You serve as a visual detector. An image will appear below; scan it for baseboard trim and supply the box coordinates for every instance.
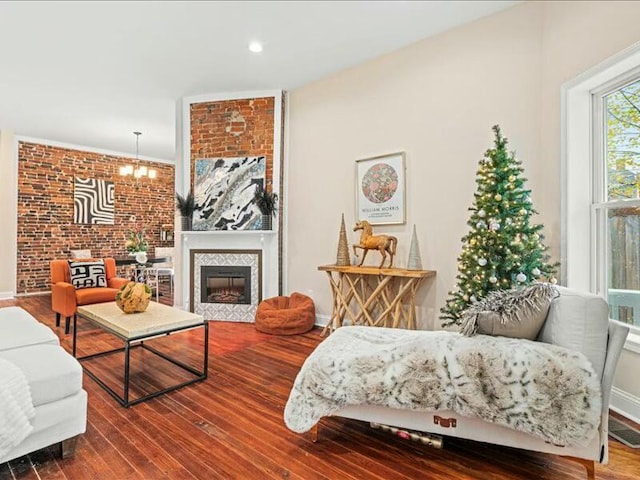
[315,314,329,327]
[0,291,14,300]
[14,291,49,298]
[610,386,640,425]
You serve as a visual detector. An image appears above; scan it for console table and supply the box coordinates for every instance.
[318,265,436,335]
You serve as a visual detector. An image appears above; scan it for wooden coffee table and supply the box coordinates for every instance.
[75,301,207,407]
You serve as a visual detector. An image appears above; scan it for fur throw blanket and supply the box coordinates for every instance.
[284,326,601,447]
[0,357,35,458]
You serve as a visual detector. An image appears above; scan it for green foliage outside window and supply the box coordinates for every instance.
[606,80,640,200]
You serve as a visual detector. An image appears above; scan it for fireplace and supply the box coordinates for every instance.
[200,266,251,305]
[190,249,262,322]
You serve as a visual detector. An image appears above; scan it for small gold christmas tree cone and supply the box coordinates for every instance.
[336,213,351,266]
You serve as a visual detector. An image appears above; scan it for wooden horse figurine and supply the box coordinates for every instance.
[353,220,398,268]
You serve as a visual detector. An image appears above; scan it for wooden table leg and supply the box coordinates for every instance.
[318,266,434,333]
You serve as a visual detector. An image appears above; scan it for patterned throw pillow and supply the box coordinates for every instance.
[68,260,107,289]
[460,283,558,340]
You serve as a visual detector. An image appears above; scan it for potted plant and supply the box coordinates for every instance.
[176,190,196,231]
[125,229,148,255]
[253,183,278,230]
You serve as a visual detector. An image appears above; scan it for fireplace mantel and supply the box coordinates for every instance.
[181,231,277,237]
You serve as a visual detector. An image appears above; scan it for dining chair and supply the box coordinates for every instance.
[154,247,175,298]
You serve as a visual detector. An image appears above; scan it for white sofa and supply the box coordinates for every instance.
[0,306,87,464]
[315,288,630,480]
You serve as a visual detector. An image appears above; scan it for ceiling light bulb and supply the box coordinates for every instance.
[248,41,263,53]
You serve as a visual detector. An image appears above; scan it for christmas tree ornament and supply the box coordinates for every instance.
[478,258,487,266]
[440,125,558,327]
[532,267,541,276]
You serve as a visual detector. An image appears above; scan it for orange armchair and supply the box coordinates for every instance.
[50,258,129,334]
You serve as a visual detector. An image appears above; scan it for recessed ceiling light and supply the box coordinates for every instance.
[248,41,263,53]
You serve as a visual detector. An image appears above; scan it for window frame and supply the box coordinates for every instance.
[562,41,640,351]
[591,72,640,337]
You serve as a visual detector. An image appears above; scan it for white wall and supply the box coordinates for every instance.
[286,0,640,401]
[288,1,543,330]
[0,130,17,298]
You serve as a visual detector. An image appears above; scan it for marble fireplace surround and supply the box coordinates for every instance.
[181,231,278,322]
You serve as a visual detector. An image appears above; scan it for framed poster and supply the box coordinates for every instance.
[355,152,406,225]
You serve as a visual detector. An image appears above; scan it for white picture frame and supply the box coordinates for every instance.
[355,152,406,225]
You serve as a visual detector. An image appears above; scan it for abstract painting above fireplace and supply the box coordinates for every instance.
[192,156,266,231]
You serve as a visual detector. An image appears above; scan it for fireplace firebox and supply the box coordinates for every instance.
[200,266,252,305]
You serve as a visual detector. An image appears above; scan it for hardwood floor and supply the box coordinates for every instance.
[0,294,639,479]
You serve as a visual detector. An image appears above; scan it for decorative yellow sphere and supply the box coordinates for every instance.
[115,282,152,314]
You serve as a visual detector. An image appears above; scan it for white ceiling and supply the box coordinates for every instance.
[0,1,517,160]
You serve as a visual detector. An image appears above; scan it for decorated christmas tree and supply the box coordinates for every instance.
[440,125,557,327]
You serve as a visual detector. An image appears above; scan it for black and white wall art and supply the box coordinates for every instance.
[73,177,115,225]
[193,156,265,231]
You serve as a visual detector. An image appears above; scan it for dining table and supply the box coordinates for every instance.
[114,256,170,284]
[114,255,170,266]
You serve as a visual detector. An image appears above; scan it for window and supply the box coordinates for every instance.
[594,74,640,335]
[563,43,640,348]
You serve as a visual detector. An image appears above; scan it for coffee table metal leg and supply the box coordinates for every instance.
[76,320,206,408]
[124,341,130,406]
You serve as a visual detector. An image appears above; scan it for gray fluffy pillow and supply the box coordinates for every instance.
[460,283,558,339]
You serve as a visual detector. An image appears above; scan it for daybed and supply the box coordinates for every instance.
[0,306,87,464]
[285,287,629,479]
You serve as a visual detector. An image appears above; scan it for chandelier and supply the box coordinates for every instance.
[119,131,157,179]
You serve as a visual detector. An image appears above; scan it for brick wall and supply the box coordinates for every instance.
[17,141,175,293]
[190,97,275,191]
